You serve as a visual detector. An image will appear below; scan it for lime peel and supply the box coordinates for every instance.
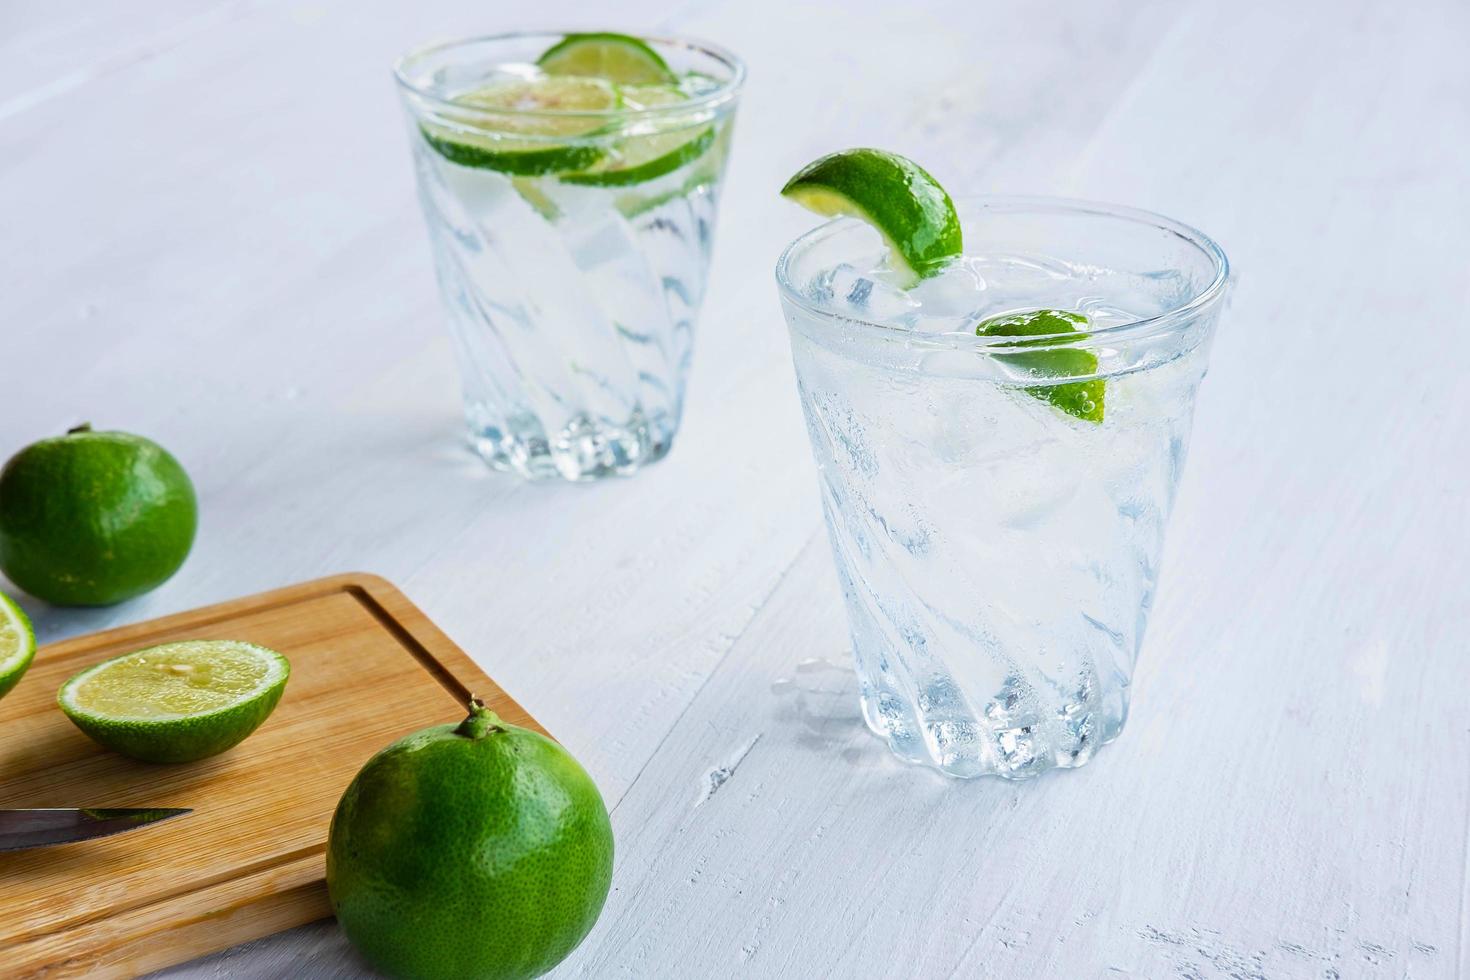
[0,426,197,607]
[327,698,614,979]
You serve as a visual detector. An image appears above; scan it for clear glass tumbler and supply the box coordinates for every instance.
[395,34,744,480]
[777,197,1230,778]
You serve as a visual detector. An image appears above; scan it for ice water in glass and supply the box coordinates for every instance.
[396,34,743,481]
[778,198,1229,778]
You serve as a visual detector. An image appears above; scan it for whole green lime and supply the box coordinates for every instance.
[0,425,197,606]
[327,700,614,980]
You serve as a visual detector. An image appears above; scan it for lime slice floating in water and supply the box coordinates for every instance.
[781,148,962,284]
[537,32,677,85]
[58,640,290,763]
[564,83,717,187]
[977,309,1106,423]
[561,127,715,186]
[0,593,35,701]
[618,82,694,111]
[420,77,618,176]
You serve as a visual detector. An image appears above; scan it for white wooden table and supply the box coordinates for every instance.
[5,0,1467,976]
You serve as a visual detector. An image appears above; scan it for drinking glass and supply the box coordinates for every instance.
[396,33,744,480]
[777,197,1230,778]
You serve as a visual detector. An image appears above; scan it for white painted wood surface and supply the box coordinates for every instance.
[3,0,1466,976]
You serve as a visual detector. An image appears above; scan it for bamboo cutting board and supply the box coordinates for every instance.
[0,573,543,979]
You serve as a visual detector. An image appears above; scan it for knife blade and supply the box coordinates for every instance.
[0,808,191,852]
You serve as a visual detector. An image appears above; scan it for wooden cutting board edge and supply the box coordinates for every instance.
[4,572,544,979]
[27,573,545,737]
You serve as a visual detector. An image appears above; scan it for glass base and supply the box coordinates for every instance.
[859,684,1129,780]
[467,410,677,482]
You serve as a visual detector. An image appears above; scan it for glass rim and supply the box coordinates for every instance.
[775,194,1231,353]
[393,31,746,123]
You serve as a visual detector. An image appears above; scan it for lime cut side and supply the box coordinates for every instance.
[420,77,618,176]
[781,148,962,284]
[977,309,1106,423]
[0,593,35,700]
[537,33,676,85]
[59,640,290,763]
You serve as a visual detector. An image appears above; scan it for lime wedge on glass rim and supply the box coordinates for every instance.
[782,149,1103,421]
[977,309,1106,423]
[419,76,618,176]
[537,32,677,85]
[58,639,290,763]
[0,593,35,700]
[781,148,962,284]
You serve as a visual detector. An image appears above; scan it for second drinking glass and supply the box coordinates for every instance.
[778,196,1230,779]
[395,33,744,481]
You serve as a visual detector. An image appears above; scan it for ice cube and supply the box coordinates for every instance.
[907,257,987,317]
[807,263,920,323]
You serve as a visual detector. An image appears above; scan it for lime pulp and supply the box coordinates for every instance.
[0,593,35,700]
[537,32,676,85]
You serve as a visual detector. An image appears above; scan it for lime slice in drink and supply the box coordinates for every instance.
[537,33,677,85]
[420,77,617,176]
[561,128,714,186]
[0,593,35,701]
[781,148,962,284]
[562,83,715,187]
[58,640,290,763]
[511,176,562,220]
[977,309,1106,423]
[618,83,691,111]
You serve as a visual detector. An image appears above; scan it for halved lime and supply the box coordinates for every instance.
[420,77,617,176]
[537,33,676,85]
[0,593,35,700]
[781,148,962,283]
[58,640,290,763]
[977,309,1106,423]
